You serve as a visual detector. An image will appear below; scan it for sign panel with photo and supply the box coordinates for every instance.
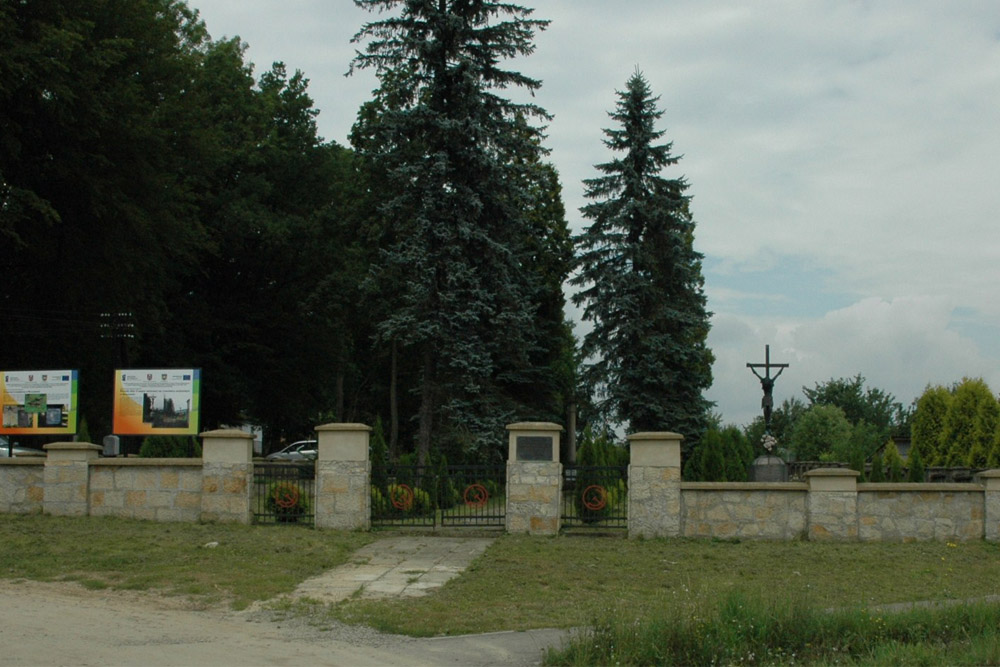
[0,370,78,435]
[113,369,200,436]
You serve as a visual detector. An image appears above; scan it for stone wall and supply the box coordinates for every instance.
[857,484,984,542]
[681,483,807,540]
[89,459,202,522]
[3,429,1000,543]
[0,459,44,513]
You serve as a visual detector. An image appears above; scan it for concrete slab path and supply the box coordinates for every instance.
[293,535,495,604]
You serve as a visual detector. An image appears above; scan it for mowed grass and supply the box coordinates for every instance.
[330,534,1000,636]
[0,514,374,609]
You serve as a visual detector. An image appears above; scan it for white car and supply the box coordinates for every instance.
[1,436,46,457]
[265,440,317,461]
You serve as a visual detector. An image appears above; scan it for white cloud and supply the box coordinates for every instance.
[708,296,1000,427]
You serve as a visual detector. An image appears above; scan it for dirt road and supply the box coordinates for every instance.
[0,579,566,666]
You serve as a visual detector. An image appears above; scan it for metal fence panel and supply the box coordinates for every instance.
[371,464,507,528]
[440,465,506,527]
[252,462,315,526]
[370,464,436,527]
[561,465,628,530]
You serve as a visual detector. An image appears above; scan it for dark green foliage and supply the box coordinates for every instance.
[884,439,905,482]
[433,453,460,511]
[350,0,560,464]
[138,436,200,458]
[0,1,373,446]
[573,427,627,520]
[698,429,727,481]
[76,417,93,445]
[869,450,886,482]
[370,416,389,491]
[571,70,713,442]
[848,446,867,483]
[907,444,926,482]
[721,425,753,482]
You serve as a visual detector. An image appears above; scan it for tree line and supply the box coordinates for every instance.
[1,0,714,462]
[686,375,1000,481]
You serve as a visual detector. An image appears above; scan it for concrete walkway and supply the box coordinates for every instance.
[293,536,496,604]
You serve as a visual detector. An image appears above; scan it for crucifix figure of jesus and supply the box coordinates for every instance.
[747,345,789,432]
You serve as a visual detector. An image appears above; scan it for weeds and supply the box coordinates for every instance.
[546,593,1000,665]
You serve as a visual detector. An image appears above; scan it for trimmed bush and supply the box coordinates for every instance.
[265,481,311,523]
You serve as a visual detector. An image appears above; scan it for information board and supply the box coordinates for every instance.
[0,370,78,435]
[113,369,200,436]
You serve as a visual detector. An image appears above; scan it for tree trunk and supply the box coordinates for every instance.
[416,347,436,467]
[389,339,399,460]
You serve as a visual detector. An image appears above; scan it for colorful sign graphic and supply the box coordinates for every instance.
[113,369,200,436]
[0,370,79,435]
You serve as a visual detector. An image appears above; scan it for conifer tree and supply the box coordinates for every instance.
[911,385,952,465]
[571,70,713,443]
[869,450,885,482]
[884,440,904,482]
[350,1,553,464]
[907,444,925,482]
[940,378,995,466]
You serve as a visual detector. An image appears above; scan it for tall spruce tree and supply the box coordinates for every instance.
[350,1,552,464]
[571,70,713,443]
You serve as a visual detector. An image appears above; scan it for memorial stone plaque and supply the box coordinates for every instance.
[516,435,552,461]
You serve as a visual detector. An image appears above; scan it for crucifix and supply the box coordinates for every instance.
[747,345,789,433]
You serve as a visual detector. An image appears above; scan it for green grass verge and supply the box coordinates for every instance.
[545,592,1000,665]
[0,514,373,609]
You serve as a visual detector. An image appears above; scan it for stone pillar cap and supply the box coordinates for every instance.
[628,431,684,441]
[315,423,372,432]
[506,422,563,431]
[43,442,102,451]
[977,469,1000,478]
[804,467,861,478]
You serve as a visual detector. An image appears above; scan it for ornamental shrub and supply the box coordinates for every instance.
[265,481,311,522]
[907,445,926,482]
[884,439,905,482]
[385,483,433,515]
[869,450,885,482]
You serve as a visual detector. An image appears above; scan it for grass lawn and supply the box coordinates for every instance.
[3,514,1000,642]
[330,534,1000,636]
[0,514,373,609]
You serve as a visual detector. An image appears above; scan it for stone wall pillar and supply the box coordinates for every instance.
[627,432,683,539]
[506,422,562,535]
[982,470,1000,542]
[805,468,860,541]
[314,423,371,530]
[200,429,253,523]
[43,442,101,516]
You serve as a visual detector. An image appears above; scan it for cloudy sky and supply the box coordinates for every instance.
[193,0,1000,427]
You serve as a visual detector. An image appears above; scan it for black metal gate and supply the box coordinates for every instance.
[371,464,506,528]
[252,461,316,526]
[561,465,628,530]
